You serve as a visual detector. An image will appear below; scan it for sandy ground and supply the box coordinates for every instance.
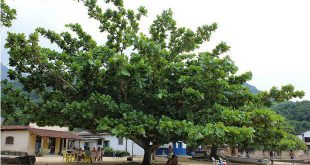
[34,156,308,165]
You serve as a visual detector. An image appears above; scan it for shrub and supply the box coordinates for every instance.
[115,150,130,157]
[104,147,114,157]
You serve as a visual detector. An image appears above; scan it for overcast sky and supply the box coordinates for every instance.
[1,0,309,100]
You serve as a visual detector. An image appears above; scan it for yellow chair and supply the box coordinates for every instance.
[63,152,75,163]
[69,153,76,162]
[62,151,68,161]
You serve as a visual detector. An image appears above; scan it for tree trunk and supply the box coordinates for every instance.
[142,147,152,165]
[152,150,156,160]
[231,146,237,156]
[210,145,218,159]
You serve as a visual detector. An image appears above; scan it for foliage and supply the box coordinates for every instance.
[289,120,310,135]
[0,0,16,27]
[272,101,310,134]
[278,133,307,151]
[114,150,130,157]
[1,0,305,164]
[103,147,114,156]
[272,101,310,122]
[1,80,33,125]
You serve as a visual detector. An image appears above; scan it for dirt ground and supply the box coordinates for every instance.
[34,156,308,165]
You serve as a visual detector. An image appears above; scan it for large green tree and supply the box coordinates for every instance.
[0,0,16,27]
[1,0,305,164]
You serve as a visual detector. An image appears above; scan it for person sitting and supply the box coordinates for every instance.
[166,154,178,165]
[77,148,83,161]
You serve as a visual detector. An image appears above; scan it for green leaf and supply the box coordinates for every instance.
[120,69,130,76]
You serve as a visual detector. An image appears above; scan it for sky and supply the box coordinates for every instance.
[1,0,310,100]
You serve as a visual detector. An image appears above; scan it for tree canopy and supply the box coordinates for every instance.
[1,0,306,164]
[0,0,16,27]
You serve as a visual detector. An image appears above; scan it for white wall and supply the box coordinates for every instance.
[79,139,101,150]
[1,130,30,153]
[67,139,83,150]
[101,135,144,156]
[303,131,310,137]
[159,142,187,148]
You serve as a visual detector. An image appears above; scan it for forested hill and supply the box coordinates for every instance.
[1,63,9,80]
[244,83,260,94]
[272,101,310,135]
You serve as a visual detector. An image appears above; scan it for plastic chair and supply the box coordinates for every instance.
[219,157,227,165]
[69,153,76,162]
[62,151,75,163]
[212,157,219,165]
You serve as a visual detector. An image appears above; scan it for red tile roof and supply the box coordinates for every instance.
[1,126,82,140]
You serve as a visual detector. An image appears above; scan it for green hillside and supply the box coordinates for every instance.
[244,83,260,94]
[272,101,310,134]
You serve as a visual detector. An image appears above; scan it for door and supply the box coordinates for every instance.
[59,138,63,155]
[178,142,182,148]
[49,138,56,154]
[35,136,42,154]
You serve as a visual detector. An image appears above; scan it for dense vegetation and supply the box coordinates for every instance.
[272,101,310,134]
[0,0,16,27]
[1,0,306,164]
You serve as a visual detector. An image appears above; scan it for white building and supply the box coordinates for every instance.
[1,125,81,155]
[301,130,310,152]
[76,131,145,156]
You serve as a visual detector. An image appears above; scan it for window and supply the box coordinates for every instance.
[305,137,310,142]
[118,138,123,145]
[103,141,110,148]
[97,139,102,145]
[5,136,14,144]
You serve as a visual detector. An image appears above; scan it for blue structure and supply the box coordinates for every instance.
[156,142,188,156]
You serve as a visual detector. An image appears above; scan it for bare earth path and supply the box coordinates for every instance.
[35,156,308,165]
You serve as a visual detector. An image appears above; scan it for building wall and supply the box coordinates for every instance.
[1,130,30,153]
[303,131,310,137]
[66,139,82,150]
[27,132,36,155]
[101,135,144,156]
[157,142,187,156]
[79,139,101,150]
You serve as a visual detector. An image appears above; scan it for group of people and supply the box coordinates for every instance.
[70,147,104,162]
